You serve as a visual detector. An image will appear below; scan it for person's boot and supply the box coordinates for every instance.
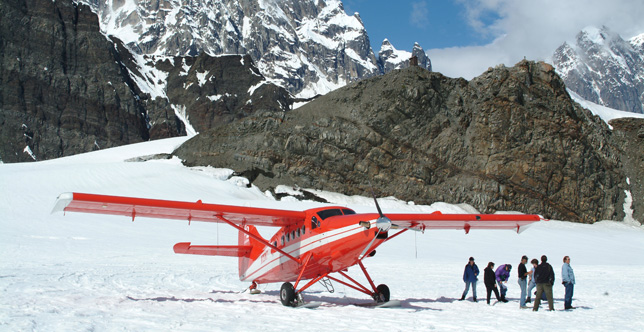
[473,297,477,302]
[526,297,531,303]
[459,295,465,301]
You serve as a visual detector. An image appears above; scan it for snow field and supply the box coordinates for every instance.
[1,137,643,331]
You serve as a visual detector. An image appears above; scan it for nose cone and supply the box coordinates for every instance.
[375,216,392,232]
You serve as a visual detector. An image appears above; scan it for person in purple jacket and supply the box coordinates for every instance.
[495,264,512,302]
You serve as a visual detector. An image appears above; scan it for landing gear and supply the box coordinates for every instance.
[278,259,392,306]
[375,284,390,303]
[280,282,296,306]
[248,281,261,295]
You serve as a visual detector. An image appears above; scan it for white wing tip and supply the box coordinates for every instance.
[51,192,74,214]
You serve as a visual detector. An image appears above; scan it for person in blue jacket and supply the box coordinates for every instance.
[495,264,512,302]
[562,255,576,310]
[460,257,479,302]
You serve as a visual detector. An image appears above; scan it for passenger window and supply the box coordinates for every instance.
[301,225,305,235]
[286,233,290,242]
[292,231,295,239]
[281,235,284,246]
[297,228,301,237]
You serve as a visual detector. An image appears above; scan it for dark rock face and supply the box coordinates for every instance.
[0,0,291,163]
[175,61,633,223]
[609,118,644,223]
[158,54,292,134]
[0,0,152,162]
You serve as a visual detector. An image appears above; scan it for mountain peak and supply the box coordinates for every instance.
[552,25,644,114]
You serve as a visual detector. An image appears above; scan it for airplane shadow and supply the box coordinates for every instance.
[126,293,277,305]
[131,292,589,311]
[270,290,448,311]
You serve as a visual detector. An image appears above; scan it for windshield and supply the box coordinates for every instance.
[317,208,356,220]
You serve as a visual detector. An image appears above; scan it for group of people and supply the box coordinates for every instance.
[459,255,576,311]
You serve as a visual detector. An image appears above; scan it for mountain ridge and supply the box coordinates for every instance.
[552,25,644,114]
[174,61,642,224]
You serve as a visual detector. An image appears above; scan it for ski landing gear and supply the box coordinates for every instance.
[278,261,393,308]
[247,281,261,295]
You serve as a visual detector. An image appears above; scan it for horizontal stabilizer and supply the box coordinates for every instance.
[173,242,252,257]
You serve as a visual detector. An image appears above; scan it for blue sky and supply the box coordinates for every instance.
[341,0,644,79]
[343,0,497,51]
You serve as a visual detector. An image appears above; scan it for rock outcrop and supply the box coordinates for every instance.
[175,61,636,224]
[0,0,152,162]
[608,117,644,223]
[0,0,291,162]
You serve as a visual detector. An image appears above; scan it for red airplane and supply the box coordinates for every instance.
[53,192,542,307]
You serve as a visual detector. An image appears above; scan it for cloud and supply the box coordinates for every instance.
[430,0,644,79]
[410,1,430,28]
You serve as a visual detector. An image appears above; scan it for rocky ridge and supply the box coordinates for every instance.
[77,0,430,97]
[0,0,291,162]
[0,0,151,162]
[175,61,642,224]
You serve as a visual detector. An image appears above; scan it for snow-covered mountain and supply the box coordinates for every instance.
[78,0,417,98]
[378,39,432,73]
[552,26,644,114]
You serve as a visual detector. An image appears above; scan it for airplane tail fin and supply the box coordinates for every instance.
[238,224,267,280]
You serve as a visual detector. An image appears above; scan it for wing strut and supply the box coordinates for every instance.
[215,214,301,263]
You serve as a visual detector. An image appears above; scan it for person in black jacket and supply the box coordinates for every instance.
[518,255,531,308]
[484,262,501,305]
[533,255,555,311]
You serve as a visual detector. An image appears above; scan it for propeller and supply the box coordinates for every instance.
[358,188,392,260]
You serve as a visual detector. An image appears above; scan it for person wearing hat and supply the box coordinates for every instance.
[495,263,512,302]
[518,255,531,308]
[459,257,479,302]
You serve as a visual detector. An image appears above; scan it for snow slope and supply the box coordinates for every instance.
[1,138,643,331]
[569,89,644,128]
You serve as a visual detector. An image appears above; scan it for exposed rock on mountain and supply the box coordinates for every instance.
[608,117,644,223]
[79,0,384,98]
[0,0,292,162]
[175,61,637,224]
[136,53,292,135]
[552,26,644,114]
[78,0,433,98]
[0,0,152,162]
[378,39,432,73]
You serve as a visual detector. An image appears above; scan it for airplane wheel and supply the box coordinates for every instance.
[376,284,390,303]
[280,282,296,306]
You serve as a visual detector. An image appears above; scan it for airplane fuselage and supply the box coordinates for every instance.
[242,207,384,284]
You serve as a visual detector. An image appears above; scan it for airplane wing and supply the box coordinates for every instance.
[52,192,306,227]
[386,211,542,233]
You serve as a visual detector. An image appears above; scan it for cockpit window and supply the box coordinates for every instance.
[311,216,320,230]
[317,209,343,220]
[342,209,356,215]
